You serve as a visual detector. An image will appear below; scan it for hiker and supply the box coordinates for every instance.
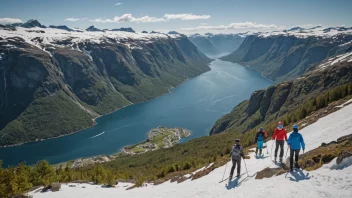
[272,121,287,163]
[229,139,244,180]
[287,124,305,172]
[255,127,267,156]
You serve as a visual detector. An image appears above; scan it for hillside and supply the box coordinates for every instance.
[222,26,352,81]
[28,102,352,198]
[211,52,352,135]
[189,33,245,55]
[0,20,211,146]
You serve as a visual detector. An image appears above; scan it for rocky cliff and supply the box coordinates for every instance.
[210,52,352,135]
[0,21,211,146]
[222,27,352,81]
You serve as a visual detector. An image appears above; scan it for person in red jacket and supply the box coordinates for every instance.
[272,121,287,163]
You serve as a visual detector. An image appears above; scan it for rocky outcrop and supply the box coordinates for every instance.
[111,27,135,33]
[86,26,102,32]
[210,56,352,135]
[222,30,352,81]
[49,25,73,32]
[0,25,211,146]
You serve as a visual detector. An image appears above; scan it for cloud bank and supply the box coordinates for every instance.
[65,18,86,22]
[0,18,23,24]
[90,13,210,23]
[181,22,280,31]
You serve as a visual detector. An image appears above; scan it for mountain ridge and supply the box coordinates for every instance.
[0,21,211,146]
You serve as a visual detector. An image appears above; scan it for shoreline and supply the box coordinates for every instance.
[0,65,211,148]
[56,127,192,168]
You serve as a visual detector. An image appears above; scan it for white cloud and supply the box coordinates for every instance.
[90,14,166,23]
[115,2,123,6]
[0,18,23,24]
[164,14,211,20]
[200,23,208,26]
[65,18,86,22]
[90,13,211,23]
[181,22,280,31]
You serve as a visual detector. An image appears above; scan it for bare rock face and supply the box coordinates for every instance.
[255,167,281,179]
[191,164,215,180]
[42,182,61,192]
[337,151,352,165]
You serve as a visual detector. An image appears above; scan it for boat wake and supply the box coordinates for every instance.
[89,131,105,139]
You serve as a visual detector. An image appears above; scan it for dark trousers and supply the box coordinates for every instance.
[230,157,241,176]
[290,149,300,168]
[274,140,284,158]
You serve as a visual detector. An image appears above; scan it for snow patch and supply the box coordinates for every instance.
[329,157,352,170]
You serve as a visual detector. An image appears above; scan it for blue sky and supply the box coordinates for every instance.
[0,0,351,34]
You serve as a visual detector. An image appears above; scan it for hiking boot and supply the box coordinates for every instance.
[229,175,233,180]
[295,163,300,169]
[279,158,283,163]
[259,149,262,156]
[236,174,241,177]
[290,167,293,172]
[274,157,277,163]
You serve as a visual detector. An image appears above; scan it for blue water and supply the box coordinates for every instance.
[0,59,273,167]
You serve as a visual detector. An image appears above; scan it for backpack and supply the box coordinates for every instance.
[257,133,264,141]
[231,145,242,158]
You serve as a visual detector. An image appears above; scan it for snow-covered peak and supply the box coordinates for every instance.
[0,26,182,52]
[259,26,352,38]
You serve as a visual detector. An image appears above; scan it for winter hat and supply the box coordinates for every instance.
[259,127,263,131]
[293,124,298,129]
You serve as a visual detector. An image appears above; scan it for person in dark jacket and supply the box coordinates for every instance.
[255,127,267,156]
[272,121,288,163]
[287,124,305,172]
[229,139,244,180]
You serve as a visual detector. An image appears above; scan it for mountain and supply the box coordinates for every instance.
[0,23,211,146]
[188,34,220,55]
[21,19,46,28]
[111,27,135,33]
[189,33,245,55]
[210,52,352,135]
[49,25,73,32]
[222,26,352,82]
[86,25,102,32]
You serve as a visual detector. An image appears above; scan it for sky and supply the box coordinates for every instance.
[0,0,351,34]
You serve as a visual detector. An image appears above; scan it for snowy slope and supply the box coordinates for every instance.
[259,26,352,38]
[30,103,352,198]
[0,27,180,52]
[316,52,352,71]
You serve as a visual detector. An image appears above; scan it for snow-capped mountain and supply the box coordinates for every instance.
[222,26,352,81]
[0,20,211,146]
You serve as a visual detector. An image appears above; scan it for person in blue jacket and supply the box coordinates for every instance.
[255,127,267,156]
[287,124,305,172]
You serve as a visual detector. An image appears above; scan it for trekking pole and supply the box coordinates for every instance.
[270,139,275,160]
[266,142,269,154]
[221,159,229,181]
[284,146,289,159]
[243,157,249,176]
